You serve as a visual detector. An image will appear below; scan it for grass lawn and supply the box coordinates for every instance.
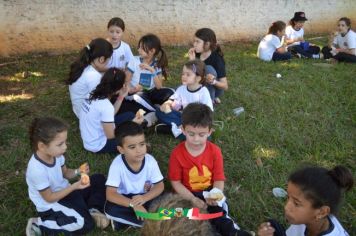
[0,38,355,235]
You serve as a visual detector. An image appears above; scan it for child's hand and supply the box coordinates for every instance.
[206,74,215,84]
[191,197,207,209]
[188,48,196,60]
[131,195,147,206]
[257,222,275,236]
[133,205,147,220]
[79,162,89,174]
[132,114,144,125]
[72,179,90,190]
[139,63,154,73]
[160,102,172,113]
[135,84,143,93]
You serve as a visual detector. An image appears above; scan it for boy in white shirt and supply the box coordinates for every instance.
[104,121,164,230]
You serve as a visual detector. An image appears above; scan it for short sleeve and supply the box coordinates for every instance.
[200,88,214,111]
[58,156,65,167]
[212,145,225,181]
[28,167,50,191]
[168,150,183,181]
[100,101,114,123]
[124,45,134,65]
[106,157,121,188]
[149,157,164,184]
[285,26,292,39]
[213,54,226,79]
[272,36,282,49]
[347,32,356,49]
[127,57,136,74]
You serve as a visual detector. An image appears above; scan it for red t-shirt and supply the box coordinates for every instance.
[168,141,226,192]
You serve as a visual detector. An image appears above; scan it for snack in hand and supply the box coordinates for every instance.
[136,109,146,118]
[161,103,172,114]
[209,192,224,201]
[79,162,88,173]
[81,173,90,185]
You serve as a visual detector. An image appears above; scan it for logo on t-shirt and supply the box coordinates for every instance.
[188,165,212,191]
[120,55,125,61]
[344,42,348,47]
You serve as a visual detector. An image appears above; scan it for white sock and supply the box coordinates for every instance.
[171,123,182,138]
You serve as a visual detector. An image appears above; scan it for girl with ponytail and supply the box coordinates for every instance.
[257,165,354,236]
[67,38,113,118]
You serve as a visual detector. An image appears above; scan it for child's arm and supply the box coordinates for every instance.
[153,74,163,89]
[188,48,196,60]
[40,179,89,203]
[106,186,133,207]
[131,181,164,206]
[102,122,115,139]
[171,181,206,209]
[62,163,89,180]
[213,180,224,191]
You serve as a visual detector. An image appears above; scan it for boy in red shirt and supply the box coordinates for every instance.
[168,103,250,236]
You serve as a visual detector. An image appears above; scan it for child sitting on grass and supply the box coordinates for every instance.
[104,121,164,230]
[257,21,291,62]
[26,117,108,235]
[155,59,213,138]
[257,165,353,236]
[168,103,251,236]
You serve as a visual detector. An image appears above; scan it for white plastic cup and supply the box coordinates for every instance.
[233,107,245,116]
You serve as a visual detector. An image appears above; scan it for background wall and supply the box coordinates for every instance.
[0,0,355,56]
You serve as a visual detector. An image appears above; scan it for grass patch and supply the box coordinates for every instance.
[0,39,355,235]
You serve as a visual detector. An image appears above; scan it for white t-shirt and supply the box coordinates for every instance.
[127,56,162,90]
[285,26,304,47]
[106,154,164,195]
[333,30,356,55]
[79,98,114,152]
[286,215,349,236]
[170,85,213,111]
[257,34,282,61]
[26,154,69,212]
[69,65,102,118]
[107,41,133,69]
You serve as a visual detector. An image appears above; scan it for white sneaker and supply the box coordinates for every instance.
[26,217,41,236]
[144,112,158,127]
[89,209,110,229]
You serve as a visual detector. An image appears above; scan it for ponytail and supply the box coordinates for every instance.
[157,48,168,79]
[267,21,286,35]
[289,165,354,214]
[66,38,113,85]
[328,165,354,191]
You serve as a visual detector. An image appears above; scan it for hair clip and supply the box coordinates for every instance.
[86,45,91,50]
[192,64,197,73]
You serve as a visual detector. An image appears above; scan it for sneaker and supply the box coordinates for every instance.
[214,97,221,104]
[155,123,172,134]
[144,112,158,127]
[90,209,110,229]
[26,217,41,236]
